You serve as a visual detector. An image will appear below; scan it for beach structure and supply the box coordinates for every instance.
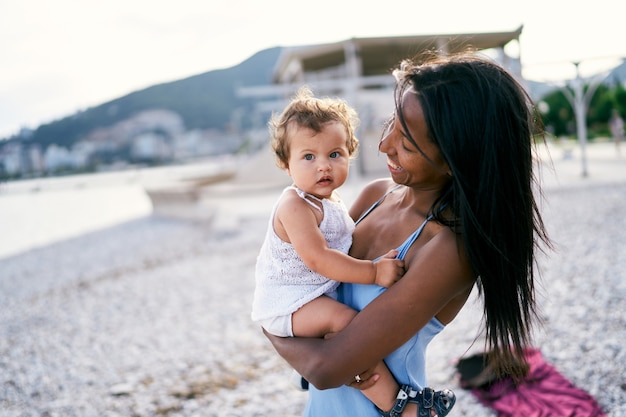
[146,27,524,218]
[238,26,524,177]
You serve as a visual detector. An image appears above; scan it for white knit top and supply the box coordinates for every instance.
[251,185,355,322]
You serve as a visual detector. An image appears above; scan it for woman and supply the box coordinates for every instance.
[265,52,551,417]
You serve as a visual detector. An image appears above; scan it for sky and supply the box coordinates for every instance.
[1,0,625,139]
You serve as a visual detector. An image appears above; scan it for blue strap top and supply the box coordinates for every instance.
[303,185,445,417]
[356,185,434,262]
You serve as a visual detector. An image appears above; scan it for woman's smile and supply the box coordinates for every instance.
[387,159,404,173]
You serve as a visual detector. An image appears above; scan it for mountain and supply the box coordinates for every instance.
[14,48,621,151]
[604,58,626,85]
[525,79,559,101]
[8,47,282,149]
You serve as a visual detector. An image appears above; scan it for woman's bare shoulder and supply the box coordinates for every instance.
[406,227,474,296]
[349,178,397,220]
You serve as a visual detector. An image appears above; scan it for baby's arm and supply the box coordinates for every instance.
[276,194,404,287]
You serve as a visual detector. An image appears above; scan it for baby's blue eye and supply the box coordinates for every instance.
[330,151,339,158]
[304,154,314,161]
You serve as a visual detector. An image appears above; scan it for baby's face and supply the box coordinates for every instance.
[286,121,351,200]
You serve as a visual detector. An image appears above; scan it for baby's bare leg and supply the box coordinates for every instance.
[358,362,398,413]
[291,295,356,338]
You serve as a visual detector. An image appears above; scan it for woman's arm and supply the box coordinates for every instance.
[265,228,474,389]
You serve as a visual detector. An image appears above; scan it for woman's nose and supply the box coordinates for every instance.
[379,132,392,154]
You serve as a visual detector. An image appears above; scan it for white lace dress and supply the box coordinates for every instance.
[251,185,354,324]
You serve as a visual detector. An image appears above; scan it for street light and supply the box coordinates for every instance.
[560,62,589,177]
[559,61,610,178]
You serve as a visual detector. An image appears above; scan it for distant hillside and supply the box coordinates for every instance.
[10,47,282,149]
[604,58,626,85]
[525,79,559,101]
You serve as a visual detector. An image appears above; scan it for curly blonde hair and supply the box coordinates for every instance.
[269,86,360,170]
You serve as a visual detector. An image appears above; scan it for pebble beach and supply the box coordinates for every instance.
[1,141,625,416]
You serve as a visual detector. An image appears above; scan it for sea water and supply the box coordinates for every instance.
[0,157,233,260]
[0,171,152,260]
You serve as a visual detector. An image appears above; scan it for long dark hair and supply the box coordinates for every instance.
[393,52,551,379]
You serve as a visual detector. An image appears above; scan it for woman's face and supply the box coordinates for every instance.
[379,89,450,189]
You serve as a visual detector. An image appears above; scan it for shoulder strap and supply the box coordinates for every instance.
[395,215,434,260]
[289,185,323,213]
[355,185,402,225]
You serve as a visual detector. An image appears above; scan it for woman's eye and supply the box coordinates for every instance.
[330,151,339,158]
[304,154,314,161]
[402,137,417,152]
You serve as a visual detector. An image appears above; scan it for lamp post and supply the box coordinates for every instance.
[560,61,611,178]
[572,62,589,177]
[560,62,589,177]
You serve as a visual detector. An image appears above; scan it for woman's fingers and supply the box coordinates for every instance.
[347,371,379,390]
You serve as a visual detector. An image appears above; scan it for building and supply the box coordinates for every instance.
[238,26,524,176]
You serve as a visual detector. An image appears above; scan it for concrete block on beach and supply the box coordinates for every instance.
[145,171,235,221]
[202,143,293,195]
[144,145,291,223]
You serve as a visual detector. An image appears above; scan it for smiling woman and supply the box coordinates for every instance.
[264,52,552,417]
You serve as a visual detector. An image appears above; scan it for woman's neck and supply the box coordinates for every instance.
[397,184,440,218]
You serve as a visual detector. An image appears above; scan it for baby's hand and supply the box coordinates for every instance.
[374,249,405,287]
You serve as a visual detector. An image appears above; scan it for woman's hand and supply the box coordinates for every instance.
[346,367,379,390]
[325,331,381,391]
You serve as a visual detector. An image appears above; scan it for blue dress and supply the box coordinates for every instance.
[303,187,445,416]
